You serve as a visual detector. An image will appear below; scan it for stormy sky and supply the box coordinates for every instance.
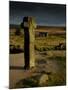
[9,1,66,26]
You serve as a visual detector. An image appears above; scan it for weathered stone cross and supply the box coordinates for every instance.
[21,16,36,69]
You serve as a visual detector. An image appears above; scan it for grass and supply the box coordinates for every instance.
[10,35,66,53]
[10,29,66,88]
[47,56,66,86]
[48,56,66,68]
[47,72,66,86]
[14,56,66,88]
[15,75,40,88]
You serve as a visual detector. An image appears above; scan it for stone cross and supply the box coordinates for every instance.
[21,16,36,69]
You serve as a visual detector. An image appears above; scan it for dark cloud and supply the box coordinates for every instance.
[9,1,66,26]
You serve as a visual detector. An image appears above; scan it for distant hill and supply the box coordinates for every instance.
[10,24,66,30]
[37,26,66,30]
[10,24,66,36]
[10,24,20,29]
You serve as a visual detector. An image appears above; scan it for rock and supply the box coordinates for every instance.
[39,74,49,86]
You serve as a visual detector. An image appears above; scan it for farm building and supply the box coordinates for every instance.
[35,32,48,37]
